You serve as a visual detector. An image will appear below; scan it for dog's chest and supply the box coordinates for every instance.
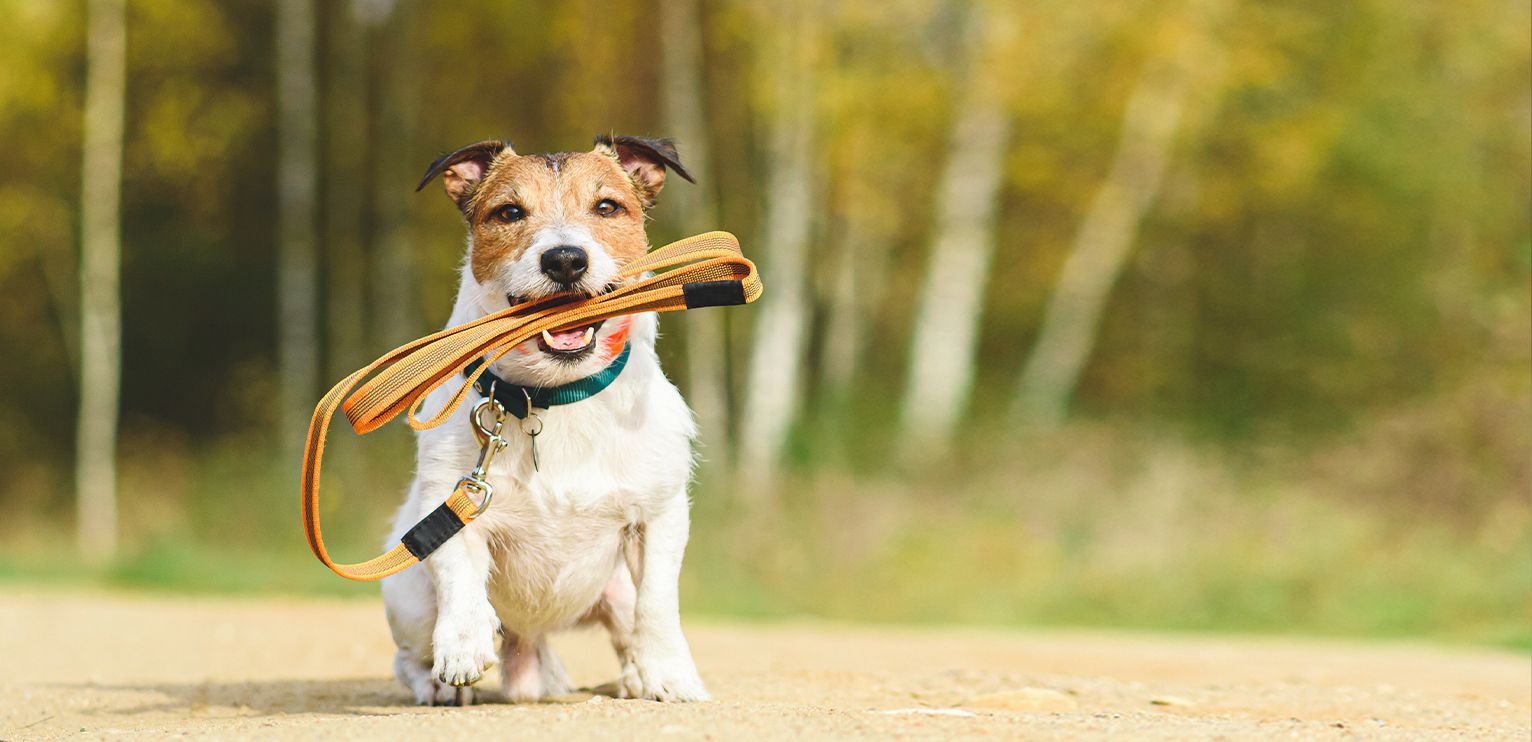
[479,382,690,519]
[463,378,692,630]
[477,483,628,632]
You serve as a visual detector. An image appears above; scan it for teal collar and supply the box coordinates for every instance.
[465,344,631,419]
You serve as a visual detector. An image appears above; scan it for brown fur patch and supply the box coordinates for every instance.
[532,152,577,173]
[464,150,652,284]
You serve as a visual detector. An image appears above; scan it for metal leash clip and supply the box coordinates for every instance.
[460,384,510,516]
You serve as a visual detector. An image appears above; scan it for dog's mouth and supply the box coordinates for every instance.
[505,284,617,358]
[535,319,605,357]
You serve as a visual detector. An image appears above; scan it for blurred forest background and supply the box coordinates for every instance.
[0,0,1528,645]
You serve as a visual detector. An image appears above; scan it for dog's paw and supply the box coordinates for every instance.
[431,603,499,687]
[618,648,709,702]
[396,651,476,706]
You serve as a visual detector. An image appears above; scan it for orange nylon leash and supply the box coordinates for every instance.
[301,231,761,581]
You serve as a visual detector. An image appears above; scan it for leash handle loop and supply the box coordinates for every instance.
[300,231,760,581]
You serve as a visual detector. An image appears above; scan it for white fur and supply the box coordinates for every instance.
[381,235,708,706]
[503,224,620,306]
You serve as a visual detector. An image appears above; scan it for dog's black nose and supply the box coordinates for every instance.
[540,246,588,286]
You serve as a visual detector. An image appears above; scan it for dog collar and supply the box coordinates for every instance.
[464,343,631,419]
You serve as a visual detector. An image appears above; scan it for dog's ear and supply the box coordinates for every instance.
[416,139,515,208]
[594,134,694,208]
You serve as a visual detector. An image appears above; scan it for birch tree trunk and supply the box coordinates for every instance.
[818,161,895,399]
[1012,5,1224,427]
[323,1,370,379]
[373,0,420,348]
[895,8,1013,459]
[276,0,320,455]
[76,0,126,563]
[736,1,817,502]
[818,193,873,394]
[659,0,729,468]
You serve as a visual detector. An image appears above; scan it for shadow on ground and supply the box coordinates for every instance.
[57,678,415,718]
[53,677,620,719]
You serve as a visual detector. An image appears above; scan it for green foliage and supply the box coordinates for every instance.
[681,410,1531,647]
[3,415,1526,646]
[0,0,1527,640]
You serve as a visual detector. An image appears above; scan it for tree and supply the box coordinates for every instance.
[736,0,818,502]
[323,0,372,380]
[817,170,883,396]
[76,0,126,563]
[1012,0,1228,428]
[895,4,1014,459]
[371,0,420,349]
[276,0,320,455]
[660,0,730,469]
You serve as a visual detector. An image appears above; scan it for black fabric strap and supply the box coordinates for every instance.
[465,343,631,419]
[682,280,746,308]
[400,502,467,560]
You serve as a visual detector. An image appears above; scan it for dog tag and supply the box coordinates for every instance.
[521,390,543,472]
[523,416,542,471]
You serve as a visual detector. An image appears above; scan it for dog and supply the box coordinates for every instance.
[380,135,709,705]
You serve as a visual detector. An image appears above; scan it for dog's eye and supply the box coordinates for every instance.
[493,204,526,223]
[594,199,623,217]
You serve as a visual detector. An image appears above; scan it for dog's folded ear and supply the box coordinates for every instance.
[594,134,694,208]
[416,139,515,208]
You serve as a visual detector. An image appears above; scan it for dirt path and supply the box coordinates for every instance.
[0,591,1525,740]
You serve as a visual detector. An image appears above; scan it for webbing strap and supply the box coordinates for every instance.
[301,231,760,581]
[464,343,632,419]
[401,500,468,560]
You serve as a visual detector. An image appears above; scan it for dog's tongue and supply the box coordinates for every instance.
[546,326,590,350]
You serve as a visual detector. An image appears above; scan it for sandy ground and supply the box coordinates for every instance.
[0,591,1526,740]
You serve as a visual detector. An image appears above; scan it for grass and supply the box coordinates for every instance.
[677,440,1531,649]
[2,410,1527,651]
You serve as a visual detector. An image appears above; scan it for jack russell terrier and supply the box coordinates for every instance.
[382,135,708,705]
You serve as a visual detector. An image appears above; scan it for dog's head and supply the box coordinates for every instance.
[419,135,692,385]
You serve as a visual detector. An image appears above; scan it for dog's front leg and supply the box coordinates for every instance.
[422,480,499,688]
[619,493,709,702]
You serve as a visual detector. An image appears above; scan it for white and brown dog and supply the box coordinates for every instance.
[381,135,707,705]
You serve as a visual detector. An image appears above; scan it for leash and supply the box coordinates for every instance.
[300,231,761,581]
